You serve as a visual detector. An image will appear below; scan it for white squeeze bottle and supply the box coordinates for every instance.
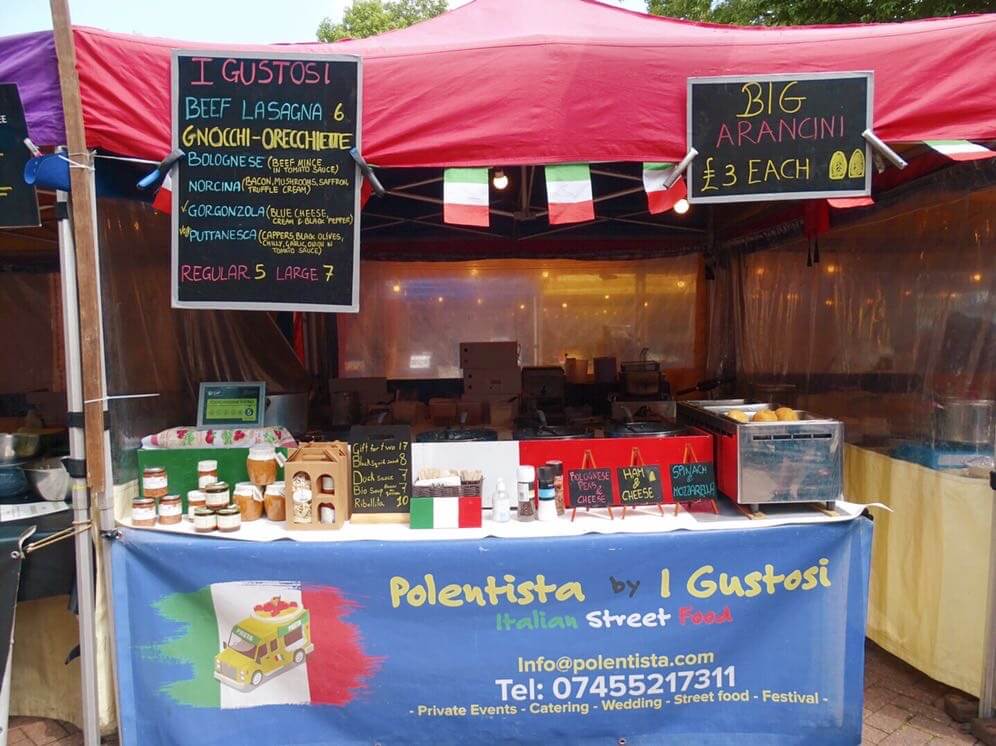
[492,478,512,522]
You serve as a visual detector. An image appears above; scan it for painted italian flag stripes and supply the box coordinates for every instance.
[925,140,996,161]
[545,164,595,224]
[443,168,490,226]
[642,163,687,214]
[154,581,378,710]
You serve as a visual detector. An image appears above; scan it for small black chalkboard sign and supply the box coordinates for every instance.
[0,84,40,229]
[616,465,664,507]
[348,425,412,517]
[669,462,717,503]
[568,468,612,509]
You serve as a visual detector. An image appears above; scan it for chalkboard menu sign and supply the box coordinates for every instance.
[687,72,872,203]
[616,466,664,507]
[669,462,717,503]
[0,85,39,228]
[349,425,411,517]
[171,51,362,312]
[568,468,613,509]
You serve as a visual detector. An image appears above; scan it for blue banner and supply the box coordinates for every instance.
[111,518,871,745]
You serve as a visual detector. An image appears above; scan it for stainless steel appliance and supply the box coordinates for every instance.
[677,399,843,512]
[932,397,994,447]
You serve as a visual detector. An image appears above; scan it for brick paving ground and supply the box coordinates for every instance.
[0,639,984,745]
[863,640,981,745]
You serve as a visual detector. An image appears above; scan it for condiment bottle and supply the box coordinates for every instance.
[247,444,285,487]
[233,482,264,521]
[157,495,183,525]
[516,465,536,521]
[216,506,242,533]
[193,507,217,533]
[142,467,168,499]
[536,466,557,521]
[203,481,230,510]
[197,460,218,489]
[132,497,156,527]
[187,490,206,520]
[492,478,511,523]
[546,460,566,515]
[264,482,286,521]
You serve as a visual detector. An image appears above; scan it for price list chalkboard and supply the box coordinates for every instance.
[0,85,39,228]
[687,72,872,203]
[349,425,411,519]
[171,51,362,311]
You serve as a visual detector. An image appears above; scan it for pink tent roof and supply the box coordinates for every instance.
[60,0,996,166]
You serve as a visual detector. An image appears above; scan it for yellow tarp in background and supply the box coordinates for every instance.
[846,444,992,696]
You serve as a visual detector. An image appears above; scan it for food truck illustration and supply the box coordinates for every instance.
[214,596,314,691]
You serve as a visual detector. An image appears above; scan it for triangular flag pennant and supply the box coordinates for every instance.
[359,177,373,209]
[642,163,687,214]
[827,196,874,209]
[443,168,489,227]
[152,172,172,214]
[925,140,996,161]
[545,164,594,224]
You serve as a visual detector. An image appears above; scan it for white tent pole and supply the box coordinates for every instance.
[55,184,100,746]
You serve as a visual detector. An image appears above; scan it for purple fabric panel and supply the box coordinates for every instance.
[0,31,65,146]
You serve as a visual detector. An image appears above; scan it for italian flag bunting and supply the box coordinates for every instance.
[152,172,172,214]
[443,168,490,227]
[925,140,996,161]
[545,164,594,224]
[642,163,687,214]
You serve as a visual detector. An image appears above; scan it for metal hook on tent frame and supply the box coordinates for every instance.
[350,148,385,197]
[10,525,36,560]
[663,147,698,189]
[862,129,907,170]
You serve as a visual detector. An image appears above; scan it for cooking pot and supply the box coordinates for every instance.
[605,420,689,438]
[932,397,995,446]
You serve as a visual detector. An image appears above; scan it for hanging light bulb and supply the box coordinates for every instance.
[492,169,509,190]
[673,198,690,215]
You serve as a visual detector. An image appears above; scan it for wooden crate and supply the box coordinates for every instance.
[283,441,350,531]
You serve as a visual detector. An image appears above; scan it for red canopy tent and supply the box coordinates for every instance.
[71,0,996,167]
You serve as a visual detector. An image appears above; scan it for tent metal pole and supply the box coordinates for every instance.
[980,459,996,718]
[55,185,101,746]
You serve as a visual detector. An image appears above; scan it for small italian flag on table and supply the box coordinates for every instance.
[925,140,996,161]
[545,164,594,224]
[443,168,490,226]
[642,162,687,214]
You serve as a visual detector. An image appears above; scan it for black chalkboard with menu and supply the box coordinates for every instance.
[669,462,717,503]
[0,84,39,228]
[171,51,361,311]
[687,72,872,203]
[349,425,411,517]
[616,465,664,507]
[568,468,613,509]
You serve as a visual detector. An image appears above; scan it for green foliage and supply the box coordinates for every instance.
[646,0,995,25]
[317,0,448,41]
